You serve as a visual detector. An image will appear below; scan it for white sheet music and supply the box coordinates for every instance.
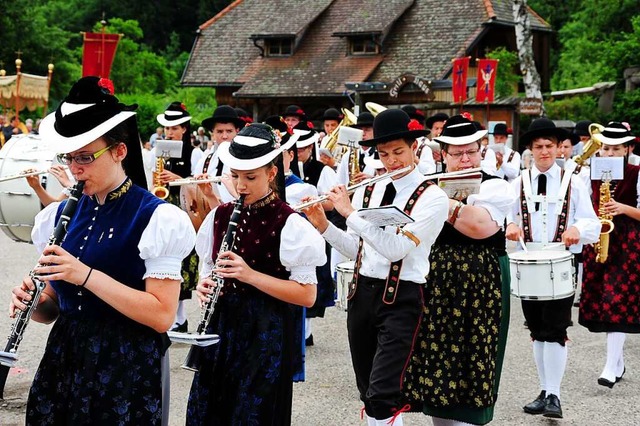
[357,206,415,227]
[590,157,624,180]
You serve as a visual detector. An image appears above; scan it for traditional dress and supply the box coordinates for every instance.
[27,179,195,425]
[186,193,325,425]
[403,174,515,425]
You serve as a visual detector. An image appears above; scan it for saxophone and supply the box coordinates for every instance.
[152,156,169,199]
[349,145,360,184]
[182,195,245,372]
[595,171,615,263]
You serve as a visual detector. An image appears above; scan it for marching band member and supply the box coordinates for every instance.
[579,122,640,388]
[303,109,448,426]
[10,77,195,425]
[402,105,437,174]
[186,123,325,425]
[505,118,600,419]
[425,112,449,172]
[25,164,75,206]
[476,121,498,176]
[404,115,516,426]
[336,111,377,185]
[156,102,198,332]
[492,123,520,182]
[282,104,307,131]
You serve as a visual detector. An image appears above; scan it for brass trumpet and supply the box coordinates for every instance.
[573,123,604,166]
[323,107,358,152]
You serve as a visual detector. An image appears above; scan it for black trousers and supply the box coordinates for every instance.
[522,295,574,345]
[347,275,423,419]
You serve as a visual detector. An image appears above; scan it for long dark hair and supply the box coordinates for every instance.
[103,116,148,190]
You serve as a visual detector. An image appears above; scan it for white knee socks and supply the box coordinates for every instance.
[544,342,567,398]
[601,332,626,381]
[431,417,474,426]
[533,340,546,392]
[305,318,312,339]
[175,300,187,325]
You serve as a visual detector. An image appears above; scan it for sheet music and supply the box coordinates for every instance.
[590,157,624,180]
[438,171,482,201]
[357,205,415,227]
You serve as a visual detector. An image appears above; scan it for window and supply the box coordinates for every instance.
[349,36,379,55]
[265,38,293,57]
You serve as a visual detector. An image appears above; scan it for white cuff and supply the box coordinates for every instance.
[289,265,318,285]
[144,256,184,282]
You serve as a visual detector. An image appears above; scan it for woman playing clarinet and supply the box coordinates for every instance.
[8,77,195,425]
[186,123,326,425]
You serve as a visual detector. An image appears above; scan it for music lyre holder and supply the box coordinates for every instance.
[155,140,183,159]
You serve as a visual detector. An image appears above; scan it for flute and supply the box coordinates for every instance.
[168,176,224,187]
[423,167,482,180]
[0,166,69,183]
[293,165,412,211]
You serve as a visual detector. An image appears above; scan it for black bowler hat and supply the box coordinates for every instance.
[202,105,245,130]
[351,111,374,128]
[520,117,569,146]
[235,107,254,125]
[574,120,592,137]
[322,108,343,121]
[401,105,425,124]
[491,123,509,136]
[436,115,487,145]
[425,112,449,130]
[157,101,191,127]
[264,115,289,134]
[283,105,307,119]
[360,109,430,147]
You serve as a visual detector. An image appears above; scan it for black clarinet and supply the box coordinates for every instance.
[182,195,245,372]
[0,181,85,398]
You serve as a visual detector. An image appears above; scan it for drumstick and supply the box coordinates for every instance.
[518,236,529,253]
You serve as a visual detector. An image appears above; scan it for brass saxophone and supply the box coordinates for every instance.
[152,156,169,199]
[349,145,360,184]
[595,171,615,263]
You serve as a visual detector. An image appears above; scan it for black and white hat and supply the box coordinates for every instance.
[39,76,137,153]
[434,115,487,145]
[594,122,636,146]
[217,123,298,170]
[293,121,320,148]
[156,101,192,127]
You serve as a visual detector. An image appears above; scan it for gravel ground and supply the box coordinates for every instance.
[0,232,639,425]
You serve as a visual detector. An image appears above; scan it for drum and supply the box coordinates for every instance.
[509,250,575,300]
[0,134,63,243]
[335,261,354,311]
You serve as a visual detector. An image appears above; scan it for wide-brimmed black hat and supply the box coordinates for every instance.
[425,112,449,130]
[491,123,509,136]
[322,108,343,122]
[351,111,374,128]
[520,117,569,146]
[157,101,191,127]
[360,109,430,147]
[401,105,425,124]
[435,115,487,146]
[264,115,289,134]
[574,120,592,137]
[283,105,307,119]
[202,105,245,130]
[594,122,636,145]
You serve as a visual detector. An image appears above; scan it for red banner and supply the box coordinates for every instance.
[82,32,121,78]
[452,57,470,104]
[476,59,499,103]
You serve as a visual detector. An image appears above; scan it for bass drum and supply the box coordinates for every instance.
[0,134,63,243]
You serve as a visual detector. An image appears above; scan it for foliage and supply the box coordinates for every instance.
[543,96,600,123]
[485,47,521,98]
[610,89,640,128]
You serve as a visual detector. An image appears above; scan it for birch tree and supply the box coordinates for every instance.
[513,0,545,114]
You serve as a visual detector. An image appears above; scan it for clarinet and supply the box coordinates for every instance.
[0,181,85,397]
[182,195,245,372]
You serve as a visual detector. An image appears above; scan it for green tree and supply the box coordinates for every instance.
[485,47,521,98]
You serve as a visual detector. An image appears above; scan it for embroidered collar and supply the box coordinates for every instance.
[92,177,132,203]
[247,191,277,210]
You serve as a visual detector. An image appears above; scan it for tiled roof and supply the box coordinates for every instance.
[182,0,550,97]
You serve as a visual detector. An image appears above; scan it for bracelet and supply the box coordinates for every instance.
[449,201,465,226]
[81,268,93,287]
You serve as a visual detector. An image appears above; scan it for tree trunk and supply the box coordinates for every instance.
[513,0,545,114]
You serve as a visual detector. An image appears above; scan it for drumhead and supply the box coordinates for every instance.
[509,250,573,262]
[336,261,355,272]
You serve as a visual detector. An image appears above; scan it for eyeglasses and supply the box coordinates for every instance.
[446,148,480,159]
[56,144,116,165]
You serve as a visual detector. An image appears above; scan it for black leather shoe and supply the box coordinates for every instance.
[305,334,314,346]
[523,391,546,414]
[171,320,188,332]
[598,376,615,388]
[542,394,563,418]
[616,367,626,382]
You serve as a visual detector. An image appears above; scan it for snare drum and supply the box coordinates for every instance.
[0,134,63,243]
[335,261,354,311]
[509,250,575,300]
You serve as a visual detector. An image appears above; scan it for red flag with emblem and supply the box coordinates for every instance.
[82,32,121,78]
[476,59,499,103]
[451,57,470,103]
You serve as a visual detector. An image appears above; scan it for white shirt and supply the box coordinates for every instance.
[286,180,318,207]
[467,178,517,226]
[322,167,449,283]
[495,145,521,181]
[33,202,196,281]
[336,147,375,185]
[508,163,601,253]
[480,146,498,176]
[299,161,339,195]
[190,147,204,176]
[416,138,437,175]
[193,142,234,203]
[196,207,327,285]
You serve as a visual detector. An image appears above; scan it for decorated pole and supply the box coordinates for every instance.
[43,63,55,118]
[14,56,22,120]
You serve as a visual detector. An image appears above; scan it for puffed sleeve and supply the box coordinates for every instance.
[467,178,517,226]
[31,201,62,253]
[195,207,218,278]
[280,213,327,285]
[139,203,196,281]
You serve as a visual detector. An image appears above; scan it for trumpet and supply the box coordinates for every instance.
[168,176,224,187]
[0,166,68,183]
[293,165,412,211]
[365,102,387,117]
[323,107,358,152]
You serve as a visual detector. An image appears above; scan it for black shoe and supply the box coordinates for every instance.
[542,394,563,418]
[598,376,615,388]
[171,320,188,332]
[305,334,314,346]
[523,391,546,415]
[616,367,626,382]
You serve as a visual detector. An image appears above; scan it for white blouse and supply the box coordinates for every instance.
[32,202,196,282]
[467,178,517,227]
[196,207,326,285]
